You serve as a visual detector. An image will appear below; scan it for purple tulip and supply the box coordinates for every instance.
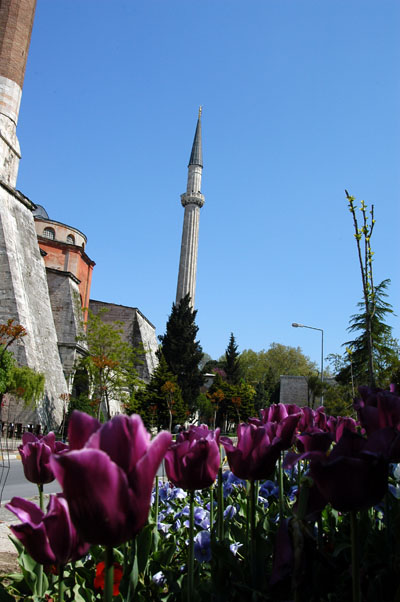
[354,387,400,435]
[164,425,220,490]
[221,422,288,481]
[286,429,388,512]
[50,413,172,547]
[67,410,100,450]
[296,428,333,453]
[19,432,68,485]
[6,494,90,565]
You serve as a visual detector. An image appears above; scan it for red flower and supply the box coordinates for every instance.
[94,561,123,596]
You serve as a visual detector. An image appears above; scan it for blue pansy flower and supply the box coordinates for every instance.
[194,530,211,563]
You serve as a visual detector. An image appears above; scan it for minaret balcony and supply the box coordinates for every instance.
[180,192,205,208]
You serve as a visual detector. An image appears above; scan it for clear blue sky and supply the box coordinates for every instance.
[16,0,400,369]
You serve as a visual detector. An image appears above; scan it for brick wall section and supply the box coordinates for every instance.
[0,0,36,87]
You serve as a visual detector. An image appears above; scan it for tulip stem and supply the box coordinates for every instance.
[38,483,44,511]
[37,484,44,598]
[104,546,114,602]
[210,486,214,533]
[278,453,285,522]
[350,510,361,602]
[58,564,65,602]
[250,479,257,588]
[188,490,195,602]
[217,466,224,541]
[155,475,159,526]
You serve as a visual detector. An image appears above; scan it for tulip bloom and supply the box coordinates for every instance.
[221,421,299,481]
[6,495,90,565]
[19,432,68,485]
[165,425,220,490]
[286,429,388,512]
[50,412,171,547]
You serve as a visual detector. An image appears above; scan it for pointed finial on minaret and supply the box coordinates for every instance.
[189,109,203,167]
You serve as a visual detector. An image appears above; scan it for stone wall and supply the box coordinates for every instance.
[89,299,159,383]
[279,375,309,406]
[0,182,67,429]
[46,268,86,383]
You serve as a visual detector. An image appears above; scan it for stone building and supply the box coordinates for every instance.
[0,1,158,431]
[0,0,67,430]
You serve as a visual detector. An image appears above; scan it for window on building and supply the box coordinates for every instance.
[66,234,75,244]
[43,227,55,240]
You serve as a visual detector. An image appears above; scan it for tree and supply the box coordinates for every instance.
[0,320,45,413]
[207,374,256,431]
[240,344,317,404]
[158,294,203,415]
[75,309,142,420]
[131,355,186,431]
[338,279,399,389]
[345,191,378,386]
[224,333,241,385]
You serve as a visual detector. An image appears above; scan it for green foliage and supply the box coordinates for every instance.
[133,355,187,431]
[0,348,14,397]
[338,280,399,389]
[74,309,142,419]
[223,333,241,385]
[322,383,355,417]
[240,343,317,404]
[207,374,256,430]
[7,365,45,406]
[0,348,44,407]
[158,294,204,415]
[0,320,44,408]
[196,392,214,424]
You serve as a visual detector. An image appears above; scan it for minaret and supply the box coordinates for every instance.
[0,0,37,186]
[176,108,205,307]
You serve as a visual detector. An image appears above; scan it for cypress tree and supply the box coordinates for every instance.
[158,294,204,414]
[224,333,241,385]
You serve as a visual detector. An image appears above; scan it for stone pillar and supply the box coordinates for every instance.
[0,0,36,186]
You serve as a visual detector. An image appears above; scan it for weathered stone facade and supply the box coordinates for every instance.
[89,299,159,384]
[279,375,309,406]
[0,182,68,428]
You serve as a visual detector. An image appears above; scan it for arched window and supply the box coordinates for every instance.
[43,227,55,240]
[66,234,75,244]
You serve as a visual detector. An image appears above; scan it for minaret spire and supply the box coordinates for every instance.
[175,109,205,308]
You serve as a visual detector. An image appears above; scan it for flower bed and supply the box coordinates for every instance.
[2,386,400,601]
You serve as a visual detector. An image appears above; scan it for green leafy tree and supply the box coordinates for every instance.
[207,374,255,431]
[158,294,204,415]
[224,333,241,385]
[240,344,317,404]
[322,383,355,418]
[132,355,186,431]
[75,309,142,420]
[0,320,45,413]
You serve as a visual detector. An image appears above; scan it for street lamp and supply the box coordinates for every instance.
[292,322,324,404]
